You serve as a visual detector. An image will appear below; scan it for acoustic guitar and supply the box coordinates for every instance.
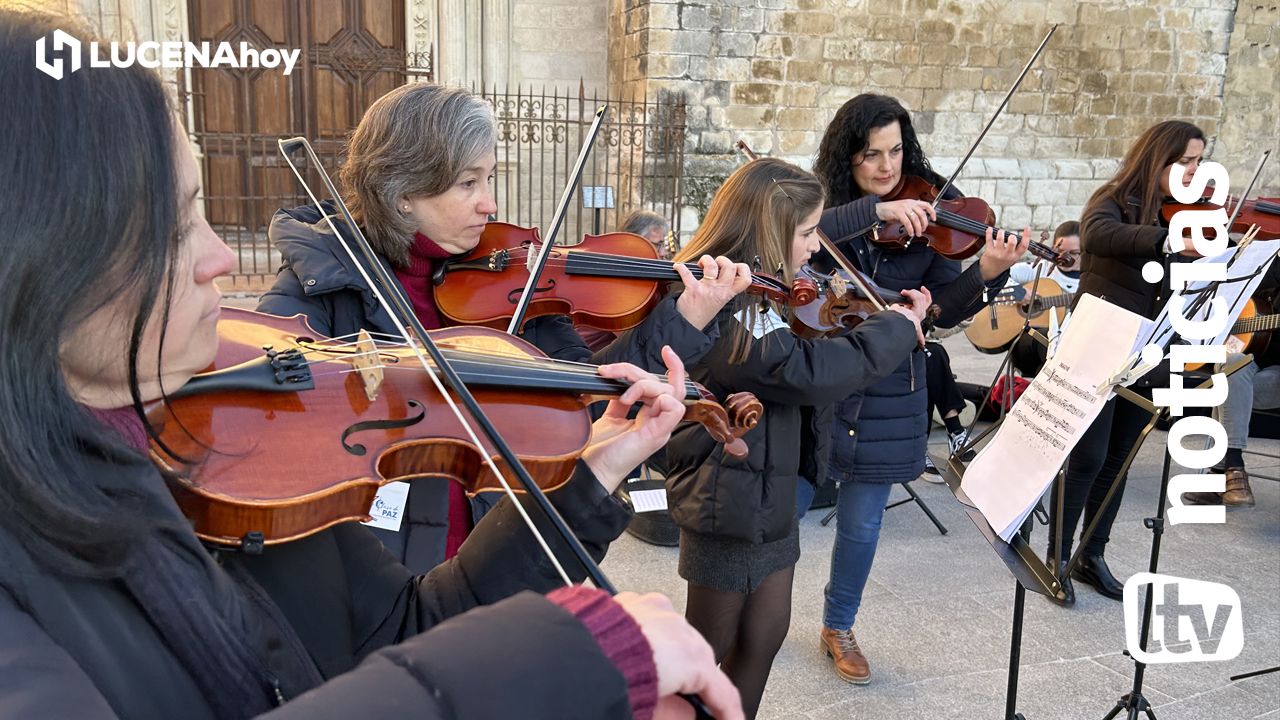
[964,278,1073,354]
[1185,296,1278,370]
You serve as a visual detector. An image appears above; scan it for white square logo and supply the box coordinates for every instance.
[1124,572,1244,664]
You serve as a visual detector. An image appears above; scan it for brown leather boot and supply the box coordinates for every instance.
[820,627,871,684]
[1222,467,1255,507]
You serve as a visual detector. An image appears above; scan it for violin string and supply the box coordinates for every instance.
[281,138,576,588]
[303,343,702,397]
[496,248,791,293]
[933,209,1057,256]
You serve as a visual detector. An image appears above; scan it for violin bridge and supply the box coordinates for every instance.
[829,274,848,298]
[351,329,384,401]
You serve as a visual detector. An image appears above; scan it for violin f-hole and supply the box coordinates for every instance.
[341,400,426,456]
[507,279,556,305]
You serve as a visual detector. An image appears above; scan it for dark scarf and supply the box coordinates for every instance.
[89,407,279,719]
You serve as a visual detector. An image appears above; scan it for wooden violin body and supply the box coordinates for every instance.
[434,222,797,333]
[788,265,937,339]
[873,175,1060,266]
[149,308,762,548]
[1161,196,1280,240]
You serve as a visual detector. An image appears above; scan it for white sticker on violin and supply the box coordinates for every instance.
[363,481,410,533]
[744,307,790,339]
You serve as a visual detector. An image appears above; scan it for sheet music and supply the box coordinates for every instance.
[962,295,1154,542]
[1128,240,1280,376]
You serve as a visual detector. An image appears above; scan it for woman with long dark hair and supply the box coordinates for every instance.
[665,157,927,718]
[1046,120,1207,607]
[804,93,1029,683]
[0,10,741,719]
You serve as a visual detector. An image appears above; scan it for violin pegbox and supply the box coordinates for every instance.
[350,329,384,401]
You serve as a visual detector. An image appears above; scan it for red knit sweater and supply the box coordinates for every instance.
[391,232,473,559]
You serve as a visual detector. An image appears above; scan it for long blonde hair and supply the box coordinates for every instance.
[675,158,824,362]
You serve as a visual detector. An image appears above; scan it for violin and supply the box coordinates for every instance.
[148,308,763,548]
[432,221,811,332]
[1160,195,1280,240]
[790,264,941,339]
[872,175,1062,265]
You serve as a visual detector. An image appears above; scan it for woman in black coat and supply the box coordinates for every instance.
[0,11,741,720]
[805,94,1028,684]
[257,81,752,573]
[664,157,927,718]
[1046,120,1208,607]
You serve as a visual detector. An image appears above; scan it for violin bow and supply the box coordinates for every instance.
[279,138,716,719]
[929,24,1057,208]
[506,105,608,334]
[1225,150,1271,262]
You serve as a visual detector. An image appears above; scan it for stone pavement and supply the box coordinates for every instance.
[602,334,1280,720]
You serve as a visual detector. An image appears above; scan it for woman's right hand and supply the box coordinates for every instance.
[875,199,936,237]
[889,286,932,347]
[614,592,745,720]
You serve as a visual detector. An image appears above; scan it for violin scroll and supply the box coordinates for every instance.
[790,276,818,305]
[682,390,762,458]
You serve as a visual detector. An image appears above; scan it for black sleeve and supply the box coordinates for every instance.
[520,296,716,373]
[338,460,631,654]
[819,195,880,244]
[262,592,629,720]
[256,267,336,337]
[1081,198,1166,259]
[590,295,717,371]
[924,257,1009,329]
[518,315,593,364]
[710,309,918,406]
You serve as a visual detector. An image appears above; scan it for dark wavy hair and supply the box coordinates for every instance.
[813,93,945,207]
[1085,120,1205,226]
[0,10,183,576]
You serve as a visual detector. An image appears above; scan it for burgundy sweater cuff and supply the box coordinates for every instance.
[547,585,658,720]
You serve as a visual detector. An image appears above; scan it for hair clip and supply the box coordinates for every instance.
[771,177,793,201]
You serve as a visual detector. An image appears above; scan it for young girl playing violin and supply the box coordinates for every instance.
[804,93,1028,683]
[1046,120,1207,607]
[258,82,752,572]
[664,157,928,718]
[0,11,742,719]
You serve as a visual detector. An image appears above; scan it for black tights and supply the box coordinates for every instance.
[684,565,794,720]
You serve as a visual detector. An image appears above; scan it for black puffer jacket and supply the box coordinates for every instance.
[1077,196,1174,320]
[257,203,717,572]
[0,450,635,719]
[818,194,1009,483]
[665,300,918,544]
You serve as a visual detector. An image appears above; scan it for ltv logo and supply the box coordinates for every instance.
[1124,573,1243,664]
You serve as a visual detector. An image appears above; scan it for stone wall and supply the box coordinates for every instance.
[510,0,609,89]
[609,0,1278,233]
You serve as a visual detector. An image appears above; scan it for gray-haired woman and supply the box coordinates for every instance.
[258,82,750,573]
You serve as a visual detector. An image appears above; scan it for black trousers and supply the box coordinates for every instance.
[1010,333,1047,378]
[924,341,966,421]
[1047,390,1152,559]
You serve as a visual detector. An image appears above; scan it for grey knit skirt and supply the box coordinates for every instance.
[677,525,800,593]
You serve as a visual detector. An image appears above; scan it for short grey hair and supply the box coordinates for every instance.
[339,83,497,266]
[619,209,670,239]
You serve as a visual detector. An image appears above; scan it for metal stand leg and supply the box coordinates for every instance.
[1098,450,1172,720]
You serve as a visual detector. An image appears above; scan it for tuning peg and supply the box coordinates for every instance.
[752,255,762,273]
[774,262,785,279]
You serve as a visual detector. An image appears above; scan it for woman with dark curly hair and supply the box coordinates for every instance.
[801,93,1029,684]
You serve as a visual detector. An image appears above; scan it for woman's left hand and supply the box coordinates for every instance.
[582,346,687,492]
[978,226,1032,281]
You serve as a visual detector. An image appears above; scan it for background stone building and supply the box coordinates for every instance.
[609,0,1279,232]
[41,0,1280,281]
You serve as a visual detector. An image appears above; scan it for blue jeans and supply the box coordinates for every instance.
[1217,354,1280,451]
[797,480,893,631]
